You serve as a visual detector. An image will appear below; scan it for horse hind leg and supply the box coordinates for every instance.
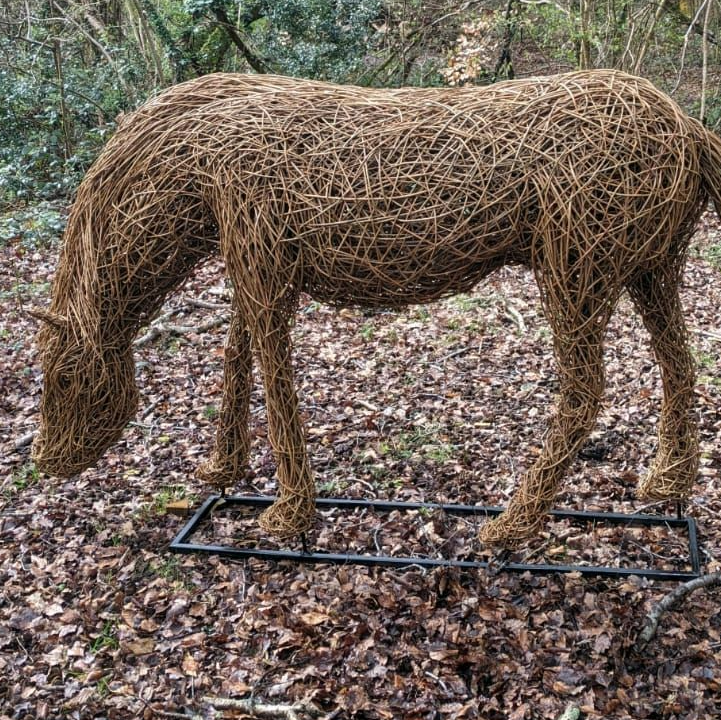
[626,268,699,501]
[197,310,254,490]
[479,272,615,546]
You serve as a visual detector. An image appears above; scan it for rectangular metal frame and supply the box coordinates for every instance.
[169,494,701,581]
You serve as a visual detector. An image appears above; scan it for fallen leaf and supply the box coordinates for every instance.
[182,653,198,677]
[123,638,156,656]
[299,611,330,626]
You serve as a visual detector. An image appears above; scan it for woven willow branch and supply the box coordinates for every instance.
[33,70,721,546]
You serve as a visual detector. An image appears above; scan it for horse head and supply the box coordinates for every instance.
[31,309,139,477]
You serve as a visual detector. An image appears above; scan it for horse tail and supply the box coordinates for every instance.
[695,120,721,217]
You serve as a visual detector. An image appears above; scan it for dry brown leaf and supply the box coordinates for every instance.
[299,611,330,626]
[123,638,156,656]
[182,653,199,676]
[593,633,612,654]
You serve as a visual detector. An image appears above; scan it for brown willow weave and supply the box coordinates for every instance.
[33,70,721,546]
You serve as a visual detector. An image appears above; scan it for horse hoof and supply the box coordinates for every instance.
[258,499,315,540]
[637,477,692,502]
[637,459,696,501]
[478,512,542,549]
[196,459,251,488]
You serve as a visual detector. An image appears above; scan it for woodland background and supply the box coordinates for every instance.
[2,1,721,719]
[4,0,721,232]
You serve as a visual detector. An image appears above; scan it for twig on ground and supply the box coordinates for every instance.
[441,346,470,362]
[134,315,229,347]
[355,399,379,412]
[205,287,233,300]
[152,711,203,720]
[638,571,721,646]
[696,328,721,342]
[423,670,450,695]
[14,431,35,450]
[140,399,161,420]
[201,695,320,719]
[321,711,343,720]
[503,303,527,334]
[186,297,230,310]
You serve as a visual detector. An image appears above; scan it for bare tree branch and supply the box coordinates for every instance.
[134,314,229,347]
[49,0,133,97]
[638,571,721,647]
[210,3,271,74]
[201,695,321,719]
[700,0,713,122]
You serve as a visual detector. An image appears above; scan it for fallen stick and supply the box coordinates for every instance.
[153,711,202,720]
[134,315,229,347]
[201,695,320,719]
[14,431,35,450]
[638,570,721,646]
[503,303,527,334]
[695,328,721,342]
[152,695,320,720]
[186,297,230,309]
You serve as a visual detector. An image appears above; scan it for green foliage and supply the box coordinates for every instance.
[0,0,390,216]
[518,0,704,86]
[360,322,376,341]
[180,0,384,81]
[7,463,40,495]
[90,620,119,653]
[142,484,193,517]
[203,404,219,419]
[521,4,580,67]
[2,0,719,224]
[0,50,145,211]
[259,0,383,80]
[1,68,73,206]
[0,202,66,249]
[706,242,721,270]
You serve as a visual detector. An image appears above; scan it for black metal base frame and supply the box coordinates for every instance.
[169,495,701,581]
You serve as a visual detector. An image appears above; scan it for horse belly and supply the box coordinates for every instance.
[297,220,512,308]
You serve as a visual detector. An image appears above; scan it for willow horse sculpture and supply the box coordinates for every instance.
[32,70,721,546]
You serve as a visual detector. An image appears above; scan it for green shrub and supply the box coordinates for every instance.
[0,202,66,249]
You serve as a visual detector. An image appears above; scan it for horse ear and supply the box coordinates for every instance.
[27,307,68,330]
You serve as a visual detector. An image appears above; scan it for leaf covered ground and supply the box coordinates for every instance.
[1,214,721,719]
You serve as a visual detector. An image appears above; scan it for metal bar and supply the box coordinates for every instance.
[202,494,692,526]
[688,516,701,575]
[168,494,701,580]
[168,541,701,581]
[172,494,219,544]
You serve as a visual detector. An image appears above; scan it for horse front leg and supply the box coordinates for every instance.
[627,267,698,501]
[479,285,614,547]
[197,310,253,491]
[252,303,316,539]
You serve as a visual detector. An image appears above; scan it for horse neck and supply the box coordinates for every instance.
[103,249,212,343]
[54,214,215,348]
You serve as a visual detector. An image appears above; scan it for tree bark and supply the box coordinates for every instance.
[494,0,520,81]
[52,39,73,160]
[210,3,270,74]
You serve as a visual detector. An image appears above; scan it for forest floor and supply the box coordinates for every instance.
[1,212,721,720]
